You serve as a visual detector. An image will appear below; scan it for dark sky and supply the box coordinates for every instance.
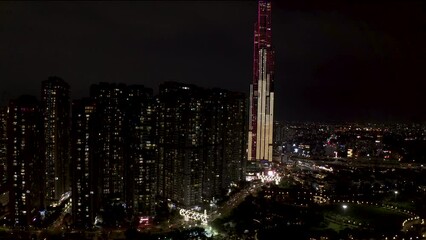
[0,1,424,122]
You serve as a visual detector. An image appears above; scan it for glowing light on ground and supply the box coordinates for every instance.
[179,208,208,225]
[257,171,281,184]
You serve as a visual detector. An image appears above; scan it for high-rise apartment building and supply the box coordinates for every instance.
[71,98,97,227]
[274,121,285,144]
[203,89,246,199]
[126,85,157,216]
[0,107,7,187]
[157,83,246,206]
[71,84,157,226]
[248,0,275,162]
[6,95,44,226]
[157,82,204,207]
[41,77,71,204]
[221,91,247,187]
[90,83,127,204]
[202,90,226,199]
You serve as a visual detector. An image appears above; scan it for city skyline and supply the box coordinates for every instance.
[0,1,424,122]
[1,78,248,227]
[1,1,425,238]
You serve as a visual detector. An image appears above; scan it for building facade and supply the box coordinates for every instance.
[221,91,247,187]
[203,89,246,199]
[6,95,44,226]
[71,83,158,225]
[0,107,7,188]
[71,98,97,227]
[157,83,247,207]
[125,85,157,216]
[41,77,71,204]
[248,0,275,162]
[156,82,204,207]
[90,83,127,204]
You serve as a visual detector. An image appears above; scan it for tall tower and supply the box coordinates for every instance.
[0,107,7,187]
[126,85,157,216]
[157,82,203,207]
[41,77,71,204]
[71,98,97,227]
[90,83,127,203]
[248,0,275,162]
[202,89,246,199]
[7,95,44,226]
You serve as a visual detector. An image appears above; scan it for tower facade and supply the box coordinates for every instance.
[71,84,158,226]
[87,83,157,219]
[90,83,127,203]
[157,82,204,207]
[202,89,246,199]
[71,98,97,227]
[157,83,247,206]
[6,95,44,226]
[41,77,71,203]
[248,0,275,162]
[126,85,157,216]
[0,107,7,187]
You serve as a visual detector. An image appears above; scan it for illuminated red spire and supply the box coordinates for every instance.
[248,0,275,162]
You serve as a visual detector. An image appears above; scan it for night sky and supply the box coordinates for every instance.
[0,1,424,122]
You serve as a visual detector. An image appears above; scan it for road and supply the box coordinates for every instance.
[209,182,265,222]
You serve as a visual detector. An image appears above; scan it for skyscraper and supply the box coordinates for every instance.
[71,98,97,227]
[125,85,157,216]
[71,84,157,226]
[248,0,275,162]
[90,83,127,204]
[0,107,7,187]
[203,89,247,199]
[157,82,204,207]
[41,77,71,204]
[87,83,157,218]
[221,91,247,187]
[202,89,227,199]
[6,95,44,226]
[157,83,247,206]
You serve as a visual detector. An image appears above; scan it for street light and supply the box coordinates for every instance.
[342,204,348,210]
[394,190,398,201]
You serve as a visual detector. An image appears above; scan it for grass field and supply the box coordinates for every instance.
[321,203,408,232]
